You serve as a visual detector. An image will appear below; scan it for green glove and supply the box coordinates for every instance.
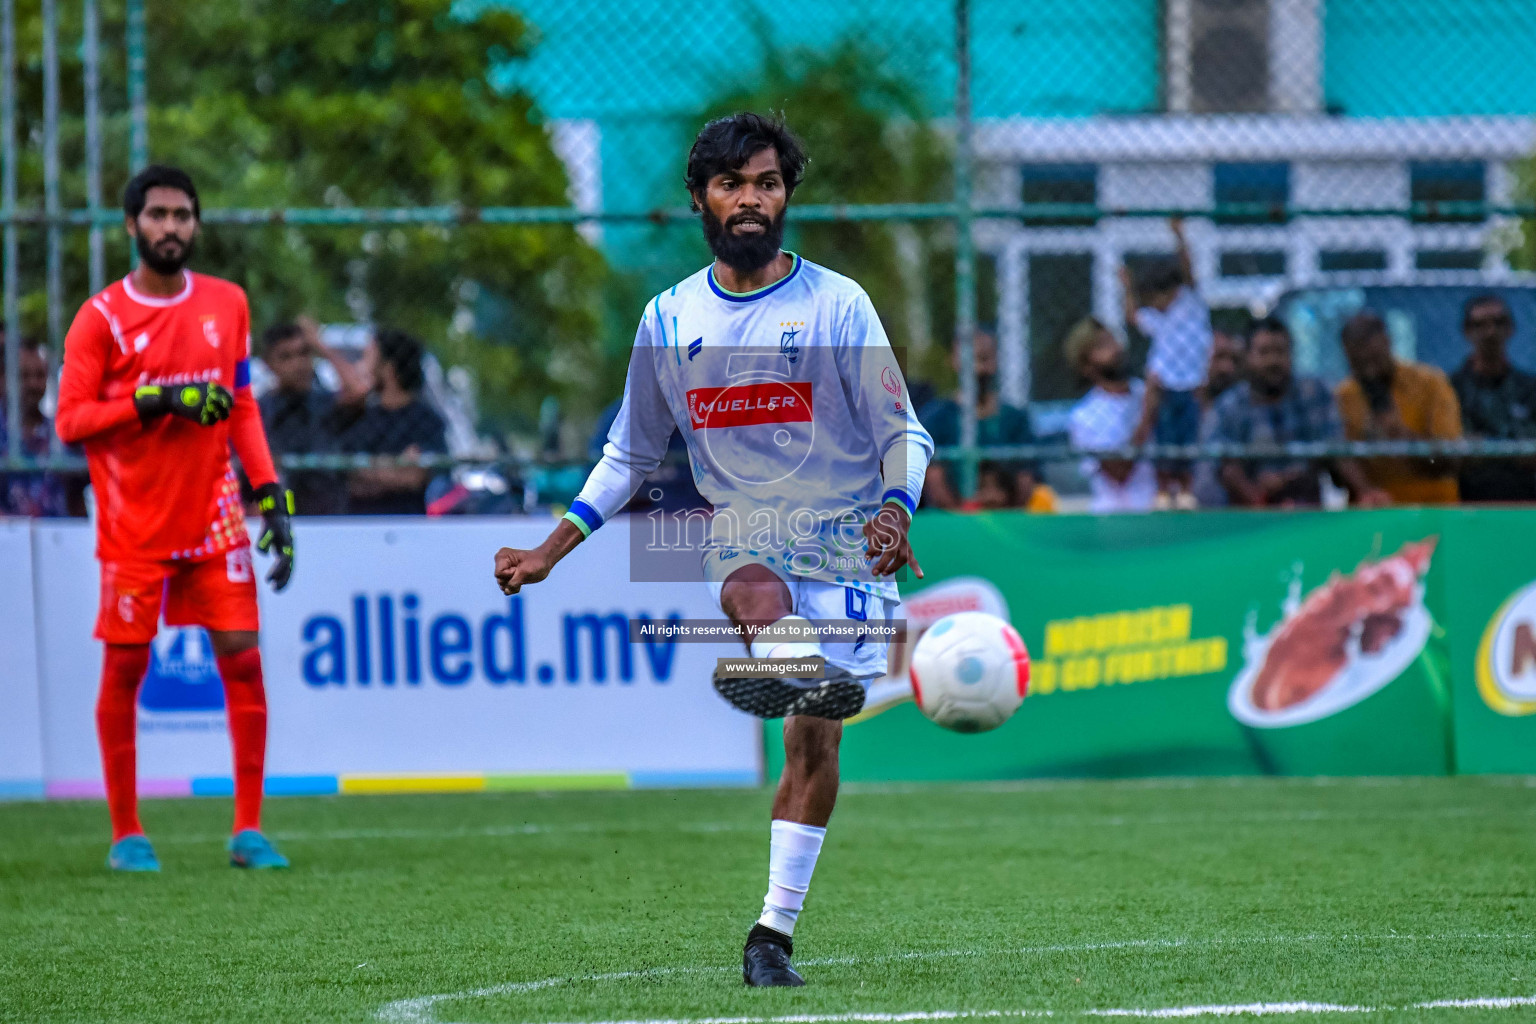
[253,483,296,592]
[134,382,234,427]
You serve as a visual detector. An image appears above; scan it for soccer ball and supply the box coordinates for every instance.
[910,611,1030,733]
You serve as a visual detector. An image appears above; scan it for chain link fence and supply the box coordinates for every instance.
[3,0,1536,517]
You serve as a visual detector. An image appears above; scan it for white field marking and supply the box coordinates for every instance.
[840,806,1534,833]
[1414,996,1536,1010]
[534,1013,1047,1024]
[375,932,1536,1024]
[400,994,1536,1024]
[51,799,1536,850]
[1085,995,1536,1017]
[845,774,1536,796]
[53,820,752,847]
[1085,1003,1372,1018]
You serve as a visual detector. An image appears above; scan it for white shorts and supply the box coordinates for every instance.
[703,546,894,678]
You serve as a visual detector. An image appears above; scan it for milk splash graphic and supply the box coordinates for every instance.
[1228,539,1437,729]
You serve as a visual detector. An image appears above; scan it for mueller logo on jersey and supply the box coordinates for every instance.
[688,381,813,430]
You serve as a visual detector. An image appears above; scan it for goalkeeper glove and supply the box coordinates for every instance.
[253,483,295,592]
[134,382,234,426]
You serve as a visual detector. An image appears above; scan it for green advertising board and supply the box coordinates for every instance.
[765,508,1536,782]
[1438,509,1536,773]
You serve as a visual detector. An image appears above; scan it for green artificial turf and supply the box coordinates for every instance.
[2,776,1536,1023]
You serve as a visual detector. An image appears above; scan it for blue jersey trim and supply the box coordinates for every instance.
[567,499,603,536]
[234,359,251,389]
[881,488,917,516]
[707,253,802,303]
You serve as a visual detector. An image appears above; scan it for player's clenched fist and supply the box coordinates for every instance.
[133,381,234,426]
[494,546,554,595]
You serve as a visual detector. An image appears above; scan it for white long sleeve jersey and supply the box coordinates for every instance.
[567,254,934,599]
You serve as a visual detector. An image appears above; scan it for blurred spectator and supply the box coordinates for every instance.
[1336,310,1461,505]
[0,339,74,516]
[956,460,1057,512]
[1064,317,1157,513]
[1202,330,1243,409]
[1120,217,1212,508]
[257,317,369,515]
[1190,329,1245,507]
[340,328,448,515]
[1211,318,1389,509]
[920,329,1038,509]
[1451,294,1536,502]
[961,461,1017,510]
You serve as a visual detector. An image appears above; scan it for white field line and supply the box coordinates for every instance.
[408,994,1536,1024]
[374,932,1536,1024]
[50,820,751,847]
[532,1013,1047,1024]
[846,775,1536,796]
[45,801,1536,849]
[1414,996,1536,1010]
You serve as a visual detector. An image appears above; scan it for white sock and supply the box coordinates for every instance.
[758,819,826,936]
[748,615,823,662]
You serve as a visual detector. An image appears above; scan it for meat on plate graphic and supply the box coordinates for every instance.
[1229,538,1438,728]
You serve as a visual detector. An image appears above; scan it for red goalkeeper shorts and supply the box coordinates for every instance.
[96,547,260,644]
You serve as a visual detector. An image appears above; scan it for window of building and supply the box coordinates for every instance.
[1219,250,1287,277]
[1020,164,1097,227]
[1213,162,1289,224]
[1027,252,1096,401]
[1415,249,1483,271]
[1319,250,1388,272]
[1409,161,1485,223]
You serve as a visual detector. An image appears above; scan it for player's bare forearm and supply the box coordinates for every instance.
[862,504,924,579]
[303,316,370,405]
[494,517,585,594]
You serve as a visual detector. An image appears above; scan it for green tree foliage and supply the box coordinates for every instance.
[11,0,609,429]
[698,36,955,384]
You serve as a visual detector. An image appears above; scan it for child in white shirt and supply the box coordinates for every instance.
[1119,218,1213,508]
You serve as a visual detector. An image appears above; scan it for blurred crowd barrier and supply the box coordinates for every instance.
[3,0,1536,516]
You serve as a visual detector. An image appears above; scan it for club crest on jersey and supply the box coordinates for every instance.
[200,315,222,348]
[778,321,804,364]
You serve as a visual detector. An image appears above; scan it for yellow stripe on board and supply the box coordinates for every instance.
[485,773,630,792]
[339,775,487,794]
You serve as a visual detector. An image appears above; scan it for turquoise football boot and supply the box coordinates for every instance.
[107,834,161,872]
[228,829,290,869]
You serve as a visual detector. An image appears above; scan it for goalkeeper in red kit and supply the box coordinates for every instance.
[56,166,296,872]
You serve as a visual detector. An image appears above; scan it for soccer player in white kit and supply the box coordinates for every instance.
[493,113,933,987]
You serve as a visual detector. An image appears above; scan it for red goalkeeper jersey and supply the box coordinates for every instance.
[56,272,278,563]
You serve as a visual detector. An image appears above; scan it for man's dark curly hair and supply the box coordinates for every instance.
[375,327,426,394]
[123,164,200,220]
[683,112,807,212]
